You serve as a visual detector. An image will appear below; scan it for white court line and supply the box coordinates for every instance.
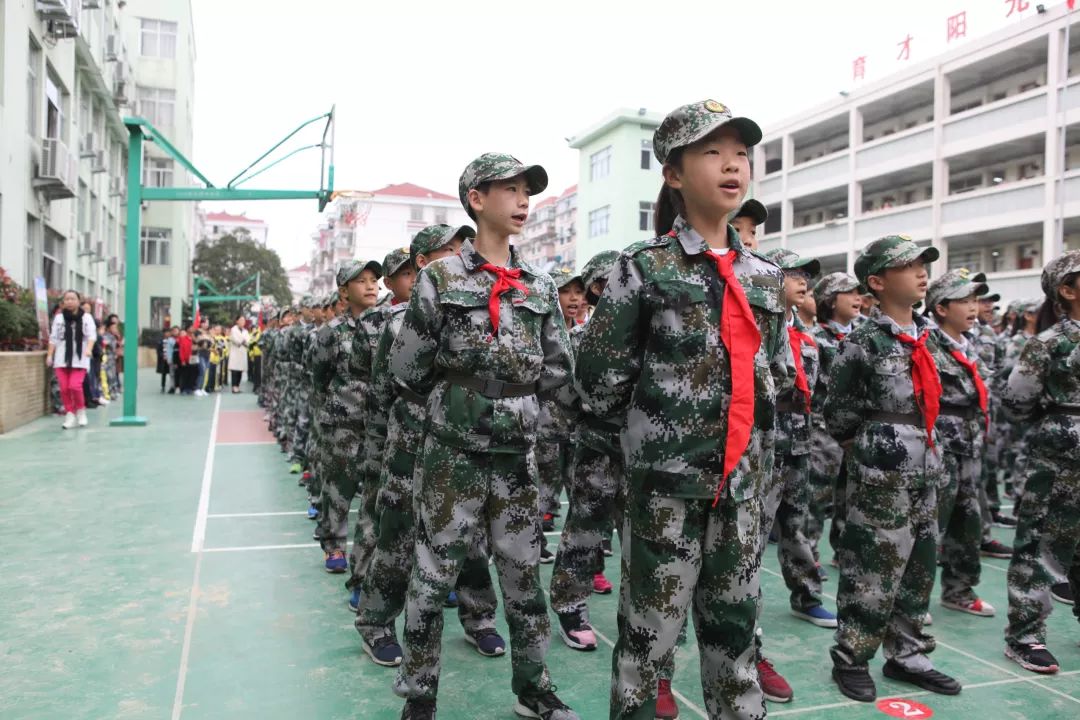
[190,394,222,553]
[203,542,322,553]
[207,509,357,519]
[216,440,277,446]
[172,392,221,720]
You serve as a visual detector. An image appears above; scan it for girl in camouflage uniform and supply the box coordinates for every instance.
[1002,251,1080,674]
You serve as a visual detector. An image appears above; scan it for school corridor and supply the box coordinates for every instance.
[1,369,1078,719]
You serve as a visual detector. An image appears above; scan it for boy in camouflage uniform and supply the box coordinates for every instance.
[924,270,995,617]
[355,225,504,667]
[285,299,314,475]
[389,154,578,720]
[577,100,790,720]
[1002,250,1080,674]
[825,235,960,702]
[756,248,834,704]
[310,260,381,574]
[729,198,767,251]
[807,273,862,567]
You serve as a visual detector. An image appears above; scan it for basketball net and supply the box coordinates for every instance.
[331,190,374,228]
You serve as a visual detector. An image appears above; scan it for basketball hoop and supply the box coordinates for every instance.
[330,190,374,227]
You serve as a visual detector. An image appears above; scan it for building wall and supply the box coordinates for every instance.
[571,114,662,271]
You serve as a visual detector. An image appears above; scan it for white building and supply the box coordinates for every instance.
[753,4,1080,306]
[0,0,135,315]
[201,210,269,245]
[308,182,470,296]
[516,184,578,271]
[287,263,310,302]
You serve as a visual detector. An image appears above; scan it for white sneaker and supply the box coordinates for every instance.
[942,597,995,617]
[62,413,76,430]
[97,397,110,405]
[76,409,88,427]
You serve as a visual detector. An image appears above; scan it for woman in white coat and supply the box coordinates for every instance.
[227,315,250,393]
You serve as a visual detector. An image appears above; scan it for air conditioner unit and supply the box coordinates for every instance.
[105,34,119,62]
[80,132,96,159]
[91,150,107,174]
[83,0,102,8]
[93,241,105,261]
[113,79,128,106]
[108,176,124,197]
[78,231,94,256]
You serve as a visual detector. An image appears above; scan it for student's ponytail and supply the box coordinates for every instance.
[1035,298,1057,334]
[653,147,686,237]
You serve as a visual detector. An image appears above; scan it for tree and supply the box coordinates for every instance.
[191,230,292,326]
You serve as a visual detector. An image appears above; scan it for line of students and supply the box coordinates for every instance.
[256,98,1080,720]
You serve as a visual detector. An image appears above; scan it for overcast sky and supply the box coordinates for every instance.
[190,0,1045,268]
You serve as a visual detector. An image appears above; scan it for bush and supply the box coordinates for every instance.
[0,267,44,351]
[139,327,163,348]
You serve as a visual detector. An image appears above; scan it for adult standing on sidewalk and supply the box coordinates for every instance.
[46,290,97,429]
[228,315,250,393]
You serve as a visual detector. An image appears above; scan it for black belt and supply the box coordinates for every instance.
[1047,406,1080,416]
[938,403,979,420]
[776,400,809,414]
[867,411,924,427]
[444,371,539,399]
[396,382,428,406]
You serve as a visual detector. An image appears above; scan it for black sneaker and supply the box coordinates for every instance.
[882,660,961,695]
[992,512,1018,528]
[539,547,555,564]
[400,699,436,720]
[1005,643,1059,674]
[1051,582,1075,605]
[514,687,580,720]
[980,540,1013,558]
[363,635,403,667]
[601,539,613,557]
[832,664,876,702]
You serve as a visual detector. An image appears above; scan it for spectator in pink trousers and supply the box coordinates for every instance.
[46,290,97,429]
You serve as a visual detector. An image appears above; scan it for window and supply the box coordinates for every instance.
[149,296,170,328]
[948,174,982,194]
[948,248,982,272]
[77,182,89,233]
[140,227,171,265]
[641,140,654,170]
[143,157,174,187]
[26,215,39,286]
[410,205,424,222]
[590,146,612,181]
[588,206,610,237]
[27,36,41,135]
[638,201,655,232]
[140,19,178,58]
[43,228,64,290]
[44,68,68,143]
[434,208,448,224]
[136,86,175,127]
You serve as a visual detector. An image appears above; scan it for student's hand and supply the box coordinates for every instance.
[46,356,53,368]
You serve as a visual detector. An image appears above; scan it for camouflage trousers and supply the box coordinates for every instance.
[612,492,764,720]
[289,388,312,466]
[832,479,937,672]
[1005,456,1080,647]
[315,424,363,554]
[829,456,850,559]
[760,452,824,613]
[305,418,325,501]
[937,452,984,604]
[537,436,573,517]
[394,438,552,701]
[550,441,624,622]
[808,427,843,556]
[346,439,381,592]
[356,444,498,645]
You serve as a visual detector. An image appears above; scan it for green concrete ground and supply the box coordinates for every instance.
[1,369,1078,719]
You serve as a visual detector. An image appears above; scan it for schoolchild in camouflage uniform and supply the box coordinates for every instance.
[355,225,504,668]
[301,297,333,517]
[755,248,834,703]
[390,154,578,720]
[310,261,381,574]
[1002,250,1080,674]
[729,198,767,251]
[825,235,961,702]
[923,269,995,617]
[284,299,315,474]
[994,299,1040,506]
[807,273,862,568]
[577,100,790,720]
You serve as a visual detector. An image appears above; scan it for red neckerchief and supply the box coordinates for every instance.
[788,325,816,413]
[477,263,527,334]
[895,330,942,449]
[949,348,990,432]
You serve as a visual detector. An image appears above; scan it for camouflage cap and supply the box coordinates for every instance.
[653,100,762,165]
[551,266,584,290]
[458,153,548,211]
[322,292,338,308]
[1041,249,1080,299]
[813,272,861,305]
[581,250,620,289]
[854,235,940,286]
[336,260,364,286]
[383,247,412,277]
[925,268,988,310]
[764,248,821,278]
[411,224,476,257]
[1005,299,1023,315]
[732,198,768,225]
[1021,297,1043,314]
[299,296,314,309]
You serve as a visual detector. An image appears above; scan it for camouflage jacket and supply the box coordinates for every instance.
[310,313,367,429]
[576,216,790,502]
[538,320,580,442]
[1002,318,1080,464]
[824,313,945,489]
[389,240,573,454]
[565,322,620,455]
[375,303,427,453]
[357,306,392,440]
[930,327,987,457]
[808,320,850,428]
[993,331,1033,396]
[776,313,819,458]
[971,321,999,378]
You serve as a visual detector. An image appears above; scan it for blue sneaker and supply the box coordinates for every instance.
[791,605,838,628]
[362,635,403,667]
[465,629,506,657]
[444,590,459,608]
[348,588,361,613]
[324,550,347,573]
[307,504,319,520]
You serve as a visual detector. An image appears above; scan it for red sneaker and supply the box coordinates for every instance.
[656,679,679,719]
[593,573,613,594]
[758,657,793,703]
